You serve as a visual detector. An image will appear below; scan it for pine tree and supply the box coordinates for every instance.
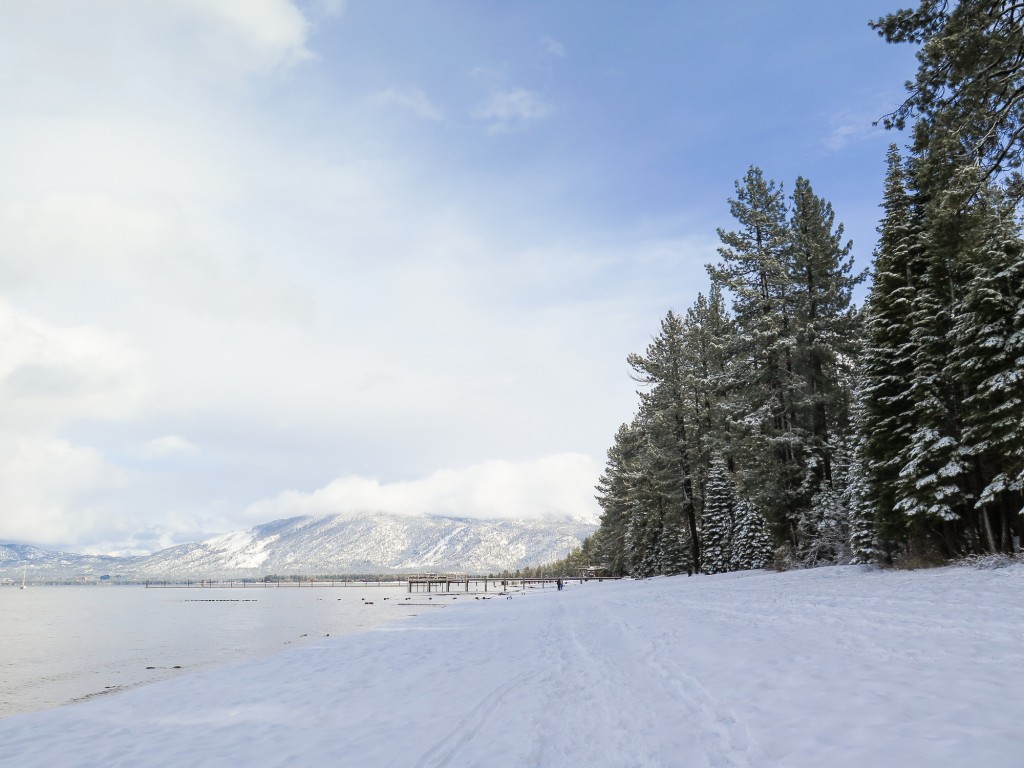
[845,384,879,563]
[682,286,734,517]
[628,311,702,572]
[595,421,644,575]
[623,415,663,578]
[731,499,773,571]
[658,506,693,575]
[949,184,1024,551]
[867,4,1024,559]
[708,167,801,545]
[786,176,863,495]
[859,154,1021,558]
[701,458,736,574]
[797,481,852,567]
[859,146,926,560]
[891,193,973,547]
[710,168,862,555]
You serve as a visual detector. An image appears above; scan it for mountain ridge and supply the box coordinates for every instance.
[0,511,596,581]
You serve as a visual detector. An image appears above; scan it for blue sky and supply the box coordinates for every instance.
[0,1,918,554]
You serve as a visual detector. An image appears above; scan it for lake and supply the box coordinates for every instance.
[0,583,415,718]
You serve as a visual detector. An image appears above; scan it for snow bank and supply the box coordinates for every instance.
[2,564,1022,767]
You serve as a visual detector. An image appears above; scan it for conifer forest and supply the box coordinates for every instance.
[585,1,1024,576]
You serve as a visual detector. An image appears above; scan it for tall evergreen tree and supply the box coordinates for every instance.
[595,421,644,575]
[891,201,973,550]
[708,167,801,544]
[859,146,928,559]
[710,168,862,554]
[682,286,735,514]
[627,311,702,572]
[949,184,1024,550]
[786,177,863,495]
[867,3,1024,558]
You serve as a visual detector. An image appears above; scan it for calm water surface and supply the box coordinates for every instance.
[0,583,413,717]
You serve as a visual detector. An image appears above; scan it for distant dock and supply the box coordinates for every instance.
[406,575,621,593]
[141,575,623,591]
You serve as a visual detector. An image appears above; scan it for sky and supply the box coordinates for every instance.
[0,1,919,555]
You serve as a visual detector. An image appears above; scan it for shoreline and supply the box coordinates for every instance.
[1,583,433,719]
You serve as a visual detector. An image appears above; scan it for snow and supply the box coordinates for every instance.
[2,564,1023,767]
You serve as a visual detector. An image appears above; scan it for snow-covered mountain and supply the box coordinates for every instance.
[0,542,143,581]
[0,512,596,581]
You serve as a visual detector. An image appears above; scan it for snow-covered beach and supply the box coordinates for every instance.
[3,564,1022,768]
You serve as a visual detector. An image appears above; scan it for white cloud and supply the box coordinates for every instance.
[370,86,445,121]
[0,191,313,322]
[0,434,126,550]
[139,435,199,459]
[0,1,312,99]
[473,88,552,134]
[172,0,312,72]
[0,302,146,551]
[542,36,567,58]
[0,300,146,430]
[245,454,603,524]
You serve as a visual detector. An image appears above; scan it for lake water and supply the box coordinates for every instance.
[0,583,416,718]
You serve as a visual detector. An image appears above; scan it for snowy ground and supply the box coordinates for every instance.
[2,564,1022,767]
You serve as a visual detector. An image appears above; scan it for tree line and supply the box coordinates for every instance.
[584,1,1024,576]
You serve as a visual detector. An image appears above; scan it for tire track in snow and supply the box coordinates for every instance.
[588,598,778,768]
[412,670,541,768]
[528,601,663,767]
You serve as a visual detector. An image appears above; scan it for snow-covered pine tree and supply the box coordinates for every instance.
[708,167,800,547]
[888,163,989,555]
[845,383,879,563]
[797,480,852,567]
[595,420,644,575]
[949,183,1024,552]
[682,286,735,521]
[658,505,693,575]
[622,415,664,578]
[859,146,927,561]
[871,3,1024,558]
[628,311,702,573]
[731,499,772,571]
[625,470,661,579]
[786,176,863,497]
[701,458,736,574]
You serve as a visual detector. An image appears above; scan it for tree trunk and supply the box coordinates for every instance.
[981,507,998,554]
[683,477,701,573]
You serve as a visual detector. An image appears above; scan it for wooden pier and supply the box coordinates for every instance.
[405,575,620,593]
[141,575,623,591]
